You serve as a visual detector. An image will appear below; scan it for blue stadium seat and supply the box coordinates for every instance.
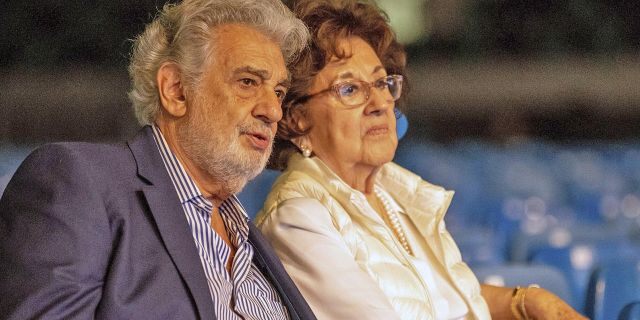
[511,224,632,262]
[450,227,505,267]
[619,301,640,320]
[472,263,572,303]
[585,258,640,320]
[531,241,640,313]
[237,169,281,219]
[0,145,33,196]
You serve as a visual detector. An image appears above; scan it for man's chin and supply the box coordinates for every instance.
[241,142,273,171]
[232,149,269,178]
[245,158,269,181]
[228,164,264,195]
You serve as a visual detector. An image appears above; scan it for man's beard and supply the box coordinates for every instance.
[177,101,273,196]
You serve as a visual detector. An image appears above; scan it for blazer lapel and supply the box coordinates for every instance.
[128,127,216,320]
[248,223,316,320]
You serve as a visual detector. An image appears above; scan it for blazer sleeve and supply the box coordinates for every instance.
[259,197,401,320]
[0,144,112,319]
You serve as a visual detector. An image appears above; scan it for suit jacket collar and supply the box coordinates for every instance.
[127,126,216,320]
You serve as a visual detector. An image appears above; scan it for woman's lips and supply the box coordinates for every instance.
[366,124,389,136]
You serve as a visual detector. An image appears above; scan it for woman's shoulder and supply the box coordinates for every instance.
[380,162,448,192]
[255,168,333,225]
[271,169,329,201]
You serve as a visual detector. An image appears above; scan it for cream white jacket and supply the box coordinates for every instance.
[256,154,491,319]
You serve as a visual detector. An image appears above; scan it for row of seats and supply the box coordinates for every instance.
[472,260,640,320]
[4,139,640,230]
[453,218,640,316]
[394,138,640,232]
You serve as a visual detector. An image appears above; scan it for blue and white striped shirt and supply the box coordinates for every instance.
[151,125,289,320]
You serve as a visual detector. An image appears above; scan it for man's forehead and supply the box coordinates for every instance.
[211,24,287,78]
[211,24,279,54]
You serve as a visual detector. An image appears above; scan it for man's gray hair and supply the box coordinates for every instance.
[128,0,309,125]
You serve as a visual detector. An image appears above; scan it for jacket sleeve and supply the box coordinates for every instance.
[0,144,112,319]
[259,197,401,320]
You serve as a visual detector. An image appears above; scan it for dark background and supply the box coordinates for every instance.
[2,0,640,144]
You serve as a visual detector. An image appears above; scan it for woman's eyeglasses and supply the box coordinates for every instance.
[295,74,403,107]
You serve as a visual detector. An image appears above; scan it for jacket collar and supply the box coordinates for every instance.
[377,161,454,236]
[285,153,454,237]
[127,126,217,320]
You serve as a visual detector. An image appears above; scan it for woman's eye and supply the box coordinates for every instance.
[337,83,359,97]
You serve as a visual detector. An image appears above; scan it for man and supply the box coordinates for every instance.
[0,0,314,319]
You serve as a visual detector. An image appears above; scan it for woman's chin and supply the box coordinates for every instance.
[363,147,396,167]
[365,136,397,158]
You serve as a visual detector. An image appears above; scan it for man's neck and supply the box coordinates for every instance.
[155,120,237,274]
[154,120,231,202]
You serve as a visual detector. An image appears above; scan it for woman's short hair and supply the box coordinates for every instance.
[269,0,407,170]
[128,0,309,126]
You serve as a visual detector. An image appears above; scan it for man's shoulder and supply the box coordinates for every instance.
[26,125,153,164]
[25,141,131,168]
[10,141,136,188]
[34,140,126,155]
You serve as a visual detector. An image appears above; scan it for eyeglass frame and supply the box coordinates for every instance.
[293,74,403,107]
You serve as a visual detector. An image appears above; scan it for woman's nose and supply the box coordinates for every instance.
[364,86,393,115]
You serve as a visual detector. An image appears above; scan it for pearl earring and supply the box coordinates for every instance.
[300,145,312,158]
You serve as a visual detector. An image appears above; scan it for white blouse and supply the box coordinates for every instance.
[257,154,491,320]
[385,186,469,320]
[261,185,470,319]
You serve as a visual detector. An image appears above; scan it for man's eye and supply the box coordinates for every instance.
[337,83,360,97]
[240,78,257,87]
[275,90,286,101]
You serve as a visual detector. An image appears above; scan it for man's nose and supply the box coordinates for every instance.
[253,87,283,123]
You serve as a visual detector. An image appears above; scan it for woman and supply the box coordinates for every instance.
[256,0,586,319]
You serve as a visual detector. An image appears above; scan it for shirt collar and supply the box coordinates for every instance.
[151,125,204,204]
[151,125,250,222]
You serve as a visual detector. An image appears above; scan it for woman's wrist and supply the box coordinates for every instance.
[510,284,540,320]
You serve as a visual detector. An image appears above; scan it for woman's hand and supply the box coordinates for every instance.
[524,287,588,320]
[481,284,587,320]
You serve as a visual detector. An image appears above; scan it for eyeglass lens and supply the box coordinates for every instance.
[336,75,402,106]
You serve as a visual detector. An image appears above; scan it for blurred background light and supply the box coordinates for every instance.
[376,0,430,44]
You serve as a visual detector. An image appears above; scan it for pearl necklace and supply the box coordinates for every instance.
[374,188,414,256]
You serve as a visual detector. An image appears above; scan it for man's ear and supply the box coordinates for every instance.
[157,62,187,118]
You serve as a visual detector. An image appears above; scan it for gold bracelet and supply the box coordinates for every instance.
[510,286,524,320]
[520,284,540,320]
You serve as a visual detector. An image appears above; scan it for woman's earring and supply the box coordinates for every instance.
[300,144,312,158]
[292,135,312,158]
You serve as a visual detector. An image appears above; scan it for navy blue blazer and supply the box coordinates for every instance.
[0,126,316,320]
